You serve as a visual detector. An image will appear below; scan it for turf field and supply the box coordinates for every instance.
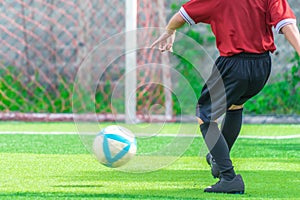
[0,122,299,199]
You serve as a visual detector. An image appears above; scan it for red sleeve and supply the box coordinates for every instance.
[179,0,216,25]
[267,0,297,33]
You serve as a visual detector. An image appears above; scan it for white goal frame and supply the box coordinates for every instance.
[125,0,138,124]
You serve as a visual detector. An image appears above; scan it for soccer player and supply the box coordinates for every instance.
[151,0,300,194]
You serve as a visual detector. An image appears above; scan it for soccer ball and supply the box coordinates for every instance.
[93,125,137,168]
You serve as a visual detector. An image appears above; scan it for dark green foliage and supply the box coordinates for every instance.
[1,54,299,115]
[0,66,73,113]
[1,2,299,116]
[1,52,299,115]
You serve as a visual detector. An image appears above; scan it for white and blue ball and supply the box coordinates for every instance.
[93,125,137,168]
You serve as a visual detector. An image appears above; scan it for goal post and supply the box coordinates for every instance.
[125,0,137,124]
[158,1,173,121]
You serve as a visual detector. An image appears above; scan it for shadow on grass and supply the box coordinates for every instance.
[45,169,300,199]
[1,168,299,199]
[0,192,200,200]
[53,184,105,188]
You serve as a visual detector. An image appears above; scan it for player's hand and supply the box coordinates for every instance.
[150,30,176,52]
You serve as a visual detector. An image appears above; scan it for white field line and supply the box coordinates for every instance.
[239,135,300,139]
[0,131,300,139]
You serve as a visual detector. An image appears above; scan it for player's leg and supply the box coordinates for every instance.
[197,57,244,182]
[199,97,247,193]
[205,104,244,178]
[221,104,244,151]
[200,120,237,180]
[219,52,271,154]
[198,114,245,193]
[201,52,271,194]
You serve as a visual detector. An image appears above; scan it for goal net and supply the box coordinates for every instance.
[0,0,181,121]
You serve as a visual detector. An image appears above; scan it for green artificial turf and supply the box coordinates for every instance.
[0,122,299,199]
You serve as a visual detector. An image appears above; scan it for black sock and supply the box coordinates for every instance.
[221,109,243,151]
[200,122,236,181]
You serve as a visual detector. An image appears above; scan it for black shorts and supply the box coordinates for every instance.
[196,52,271,122]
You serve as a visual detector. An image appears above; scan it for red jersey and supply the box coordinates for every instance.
[179,0,297,56]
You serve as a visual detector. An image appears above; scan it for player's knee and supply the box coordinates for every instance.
[197,117,204,125]
[197,117,218,125]
[228,104,244,110]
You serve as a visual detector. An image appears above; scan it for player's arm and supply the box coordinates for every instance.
[166,12,186,33]
[281,23,300,55]
[150,12,186,52]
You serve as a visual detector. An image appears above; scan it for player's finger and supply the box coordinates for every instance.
[159,44,166,52]
[151,37,165,49]
[166,44,173,51]
[151,32,172,49]
[150,39,160,49]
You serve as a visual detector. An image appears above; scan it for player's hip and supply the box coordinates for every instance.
[214,51,271,81]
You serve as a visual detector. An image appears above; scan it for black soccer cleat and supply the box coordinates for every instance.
[204,174,245,194]
[206,153,220,178]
